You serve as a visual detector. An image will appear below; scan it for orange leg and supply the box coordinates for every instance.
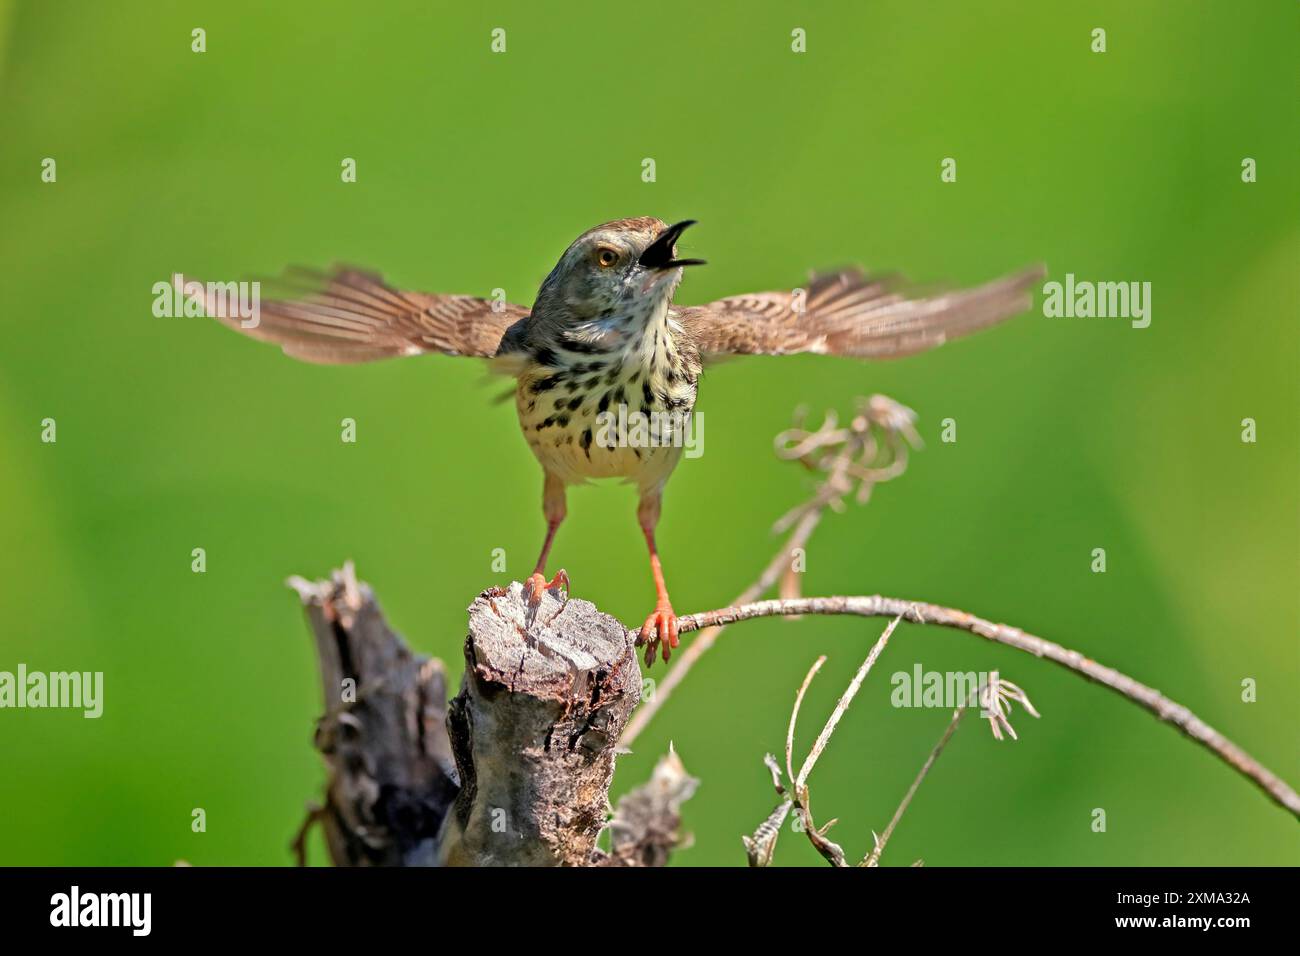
[524,472,568,605]
[637,491,678,666]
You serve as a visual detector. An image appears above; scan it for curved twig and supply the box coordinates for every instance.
[627,595,1300,821]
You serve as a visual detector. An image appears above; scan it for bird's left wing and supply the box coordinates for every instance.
[677,265,1044,364]
[173,265,529,364]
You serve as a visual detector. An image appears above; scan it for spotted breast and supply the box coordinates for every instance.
[514,295,700,492]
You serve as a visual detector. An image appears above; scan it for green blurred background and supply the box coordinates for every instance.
[0,0,1296,866]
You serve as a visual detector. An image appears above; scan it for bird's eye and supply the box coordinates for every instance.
[596,248,619,268]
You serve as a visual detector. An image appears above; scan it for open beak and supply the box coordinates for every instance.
[638,219,707,270]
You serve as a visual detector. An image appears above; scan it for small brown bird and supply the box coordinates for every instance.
[177,218,1041,664]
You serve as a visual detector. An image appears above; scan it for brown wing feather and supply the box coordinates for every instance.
[678,265,1045,363]
[173,266,529,364]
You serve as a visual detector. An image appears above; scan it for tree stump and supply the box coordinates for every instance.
[291,567,688,867]
[438,581,641,866]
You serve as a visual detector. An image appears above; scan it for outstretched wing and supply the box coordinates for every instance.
[173,266,529,364]
[677,265,1044,363]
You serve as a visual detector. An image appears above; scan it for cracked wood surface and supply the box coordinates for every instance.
[439,581,642,866]
[292,568,676,866]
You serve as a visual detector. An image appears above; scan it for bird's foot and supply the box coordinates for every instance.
[639,600,680,667]
[524,569,569,607]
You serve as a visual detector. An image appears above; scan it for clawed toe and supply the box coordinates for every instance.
[524,569,569,607]
[638,605,679,667]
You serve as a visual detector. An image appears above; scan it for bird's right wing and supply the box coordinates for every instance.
[173,265,529,364]
[678,265,1045,364]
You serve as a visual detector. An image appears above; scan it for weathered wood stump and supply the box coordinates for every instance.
[438,581,641,866]
[290,566,691,867]
[288,566,458,866]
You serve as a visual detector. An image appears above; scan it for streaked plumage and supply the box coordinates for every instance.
[178,217,1042,663]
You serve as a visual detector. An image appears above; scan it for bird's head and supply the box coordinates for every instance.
[534,217,705,322]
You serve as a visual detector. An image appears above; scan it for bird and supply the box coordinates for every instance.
[175,217,1042,665]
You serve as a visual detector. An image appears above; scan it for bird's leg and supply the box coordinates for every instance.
[524,472,568,606]
[636,491,678,666]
